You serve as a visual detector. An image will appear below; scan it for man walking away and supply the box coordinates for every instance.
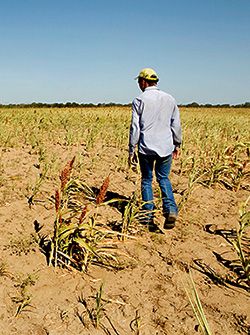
[129,68,182,230]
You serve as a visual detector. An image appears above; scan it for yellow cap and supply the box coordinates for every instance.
[136,68,159,81]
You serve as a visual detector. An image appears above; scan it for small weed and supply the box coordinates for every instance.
[130,310,142,334]
[12,294,33,317]
[78,283,108,328]
[27,164,49,207]
[202,197,250,290]
[77,283,122,334]
[12,273,37,317]
[59,309,70,325]
[184,271,212,335]
[16,273,37,289]
[231,196,250,286]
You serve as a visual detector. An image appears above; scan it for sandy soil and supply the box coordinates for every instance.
[0,145,249,335]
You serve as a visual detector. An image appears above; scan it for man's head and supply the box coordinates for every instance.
[136,68,159,91]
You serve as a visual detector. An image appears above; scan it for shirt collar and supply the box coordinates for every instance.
[145,86,159,91]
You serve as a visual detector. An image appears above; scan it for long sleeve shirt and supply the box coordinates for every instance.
[129,86,182,157]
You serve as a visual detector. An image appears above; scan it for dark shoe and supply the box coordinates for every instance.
[148,222,164,234]
[139,216,163,234]
[163,213,177,230]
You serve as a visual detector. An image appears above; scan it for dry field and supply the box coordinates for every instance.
[0,106,249,335]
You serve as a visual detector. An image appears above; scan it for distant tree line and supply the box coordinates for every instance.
[0,101,249,108]
[0,102,131,108]
[179,102,250,108]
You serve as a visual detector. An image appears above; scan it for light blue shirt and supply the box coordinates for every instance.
[129,86,182,157]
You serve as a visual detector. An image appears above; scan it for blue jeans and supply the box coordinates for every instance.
[138,153,178,217]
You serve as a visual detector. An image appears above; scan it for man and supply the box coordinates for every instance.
[129,68,182,230]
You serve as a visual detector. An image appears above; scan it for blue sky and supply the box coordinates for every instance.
[0,0,249,104]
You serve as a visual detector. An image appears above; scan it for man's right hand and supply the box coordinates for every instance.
[172,148,180,160]
[128,152,138,167]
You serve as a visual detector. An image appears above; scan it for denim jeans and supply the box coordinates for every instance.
[138,153,178,218]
